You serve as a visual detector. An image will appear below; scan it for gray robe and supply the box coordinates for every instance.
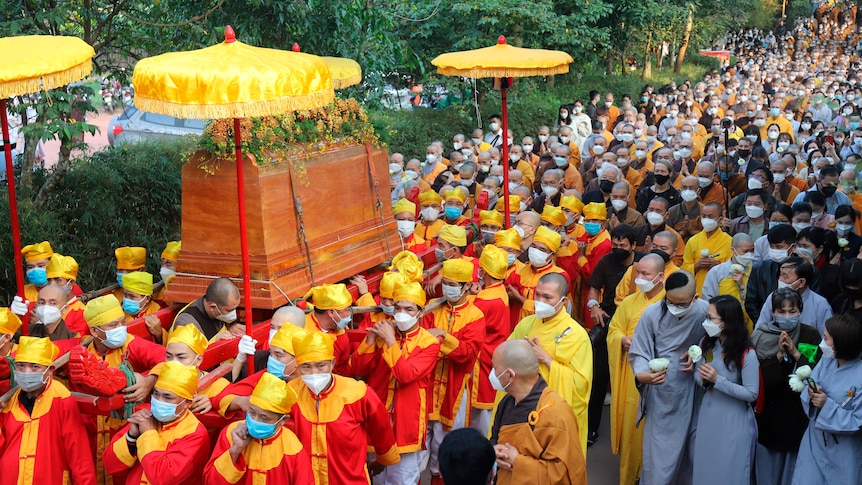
[791,356,862,484]
[692,342,759,485]
[628,299,708,485]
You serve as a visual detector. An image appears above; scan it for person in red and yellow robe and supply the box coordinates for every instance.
[302,284,353,376]
[0,336,97,485]
[153,241,180,304]
[541,205,582,321]
[204,373,314,485]
[464,210,504,259]
[469,245,510,435]
[21,241,54,303]
[103,362,210,485]
[425,258,486,483]
[415,191,445,241]
[45,253,87,334]
[577,203,613,327]
[494,228,524,283]
[112,247,147,304]
[215,325,307,420]
[441,188,471,227]
[289,332,400,485]
[392,199,428,254]
[121,272,166,344]
[507,226,571,321]
[353,271,409,331]
[82,296,166,485]
[352,281,440,485]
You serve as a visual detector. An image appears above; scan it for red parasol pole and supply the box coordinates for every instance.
[225,27,254,375]
[1,99,25,301]
[498,36,511,229]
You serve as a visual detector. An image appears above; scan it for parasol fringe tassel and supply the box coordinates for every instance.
[434,65,570,79]
[133,89,336,120]
[0,59,93,98]
[333,73,362,90]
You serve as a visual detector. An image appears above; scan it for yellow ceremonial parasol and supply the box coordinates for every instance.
[291,43,363,89]
[132,26,335,373]
[432,36,573,226]
[0,35,95,305]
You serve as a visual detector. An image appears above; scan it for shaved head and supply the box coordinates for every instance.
[205,277,240,306]
[495,340,539,376]
[272,306,306,328]
[665,270,696,299]
[639,253,665,274]
[538,272,569,297]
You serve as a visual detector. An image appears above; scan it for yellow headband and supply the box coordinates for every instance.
[155,361,198,400]
[479,244,508,280]
[270,324,308,356]
[534,226,562,253]
[21,241,53,263]
[493,228,522,250]
[16,336,59,366]
[540,205,567,227]
[392,281,427,307]
[392,198,416,216]
[479,210,504,227]
[583,202,608,221]
[84,295,125,327]
[45,253,79,280]
[438,224,468,247]
[293,331,335,365]
[115,246,147,270]
[161,241,181,262]
[389,251,424,283]
[250,372,298,414]
[302,284,352,310]
[441,258,474,283]
[167,324,207,356]
[122,271,154,296]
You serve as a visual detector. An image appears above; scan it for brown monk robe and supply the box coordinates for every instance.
[489,341,586,485]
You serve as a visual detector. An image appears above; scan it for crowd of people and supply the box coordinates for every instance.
[2,4,862,485]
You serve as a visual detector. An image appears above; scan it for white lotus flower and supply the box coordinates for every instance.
[731,263,745,274]
[688,345,703,363]
[796,365,812,380]
[701,249,711,257]
[839,238,849,248]
[649,358,670,372]
[788,375,805,392]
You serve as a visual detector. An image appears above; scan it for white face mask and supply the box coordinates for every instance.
[647,211,665,226]
[421,207,439,222]
[646,135,657,144]
[745,205,764,219]
[818,339,835,359]
[528,247,551,267]
[635,276,658,293]
[620,133,634,143]
[792,222,809,232]
[488,368,512,392]
[539,135,549,142]
[490,122,500,132]
[216,309,237,323]
[769,248,790,263]
[681,189,698,203]
[534,297,563,319]
[426,154,437,163]
[592,145,605,155]
[611,199,628,212]
[635,150,647,159]
[837,223,853,236]
[159,266,176,282]
[702,319,722,337]
[442,283,463,302]
[301,372,333,395]
[35,304,63,325]
[523,144,533,153]
[700,217,719,232]
[666,302,692,317]
[542,185,559,198]
[396,220,415,238]
[393,312,418,332]
[748,178,763,190]
[514,224,526,238]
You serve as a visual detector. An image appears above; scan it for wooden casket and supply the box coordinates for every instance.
[164,143,403,309]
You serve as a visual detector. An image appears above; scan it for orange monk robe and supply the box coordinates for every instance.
[304,314,350,377]
[507,263,571,321]
[621,165,644,192]
[414,220,444,241]
[615,261,679,305]
[85,334,165,485]
[0,378,97,485]
[563,164,585,194]
[402,233,428,254]
[565,140,582,170]
[470,283,510,409]
[577,230,613,328]
[848,191,862,235]
[510,159,536,191]
[608,289,664,485]
[103,410,210,485]
[493,386,587,485]
[288,376,400,485]
[352,326,441,453]
[203,421,314,485]
[427,300,486,428]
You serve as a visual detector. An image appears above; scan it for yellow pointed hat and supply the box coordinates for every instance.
[250,371,298,414]
[46,253,79,280]
[534,226,562,252]
[583,202,608,221]
[379,271,409,300]
[392,199,416,216]
[444,188,467,204]
[479,210,503,228]
[115,246,147,270]
[161,241,181,262]
[0,308,22,335]
[155,361,199,400]
[541,205,567,227]
[122,271,154,296]
[389,251,424,283]
[393,281,427,307]
[494,227,522,251]
[441,258,475,283]
[303,283,352,310]
[293,331,335,365]
[559,195,584,214]
[438,224,467,247]
[167,324,208,356]
[418,190,443,205]
[16,336,60,366]
[270,324,308,355]
[84,295,125,327]
[21,241,53,263]
[479,244,508,280]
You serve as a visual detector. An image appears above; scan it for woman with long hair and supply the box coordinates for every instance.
[791,314,862,484]
[692,295,759,485]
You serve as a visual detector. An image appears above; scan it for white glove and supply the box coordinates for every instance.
[235,335,257,362]
[10,296,29,316]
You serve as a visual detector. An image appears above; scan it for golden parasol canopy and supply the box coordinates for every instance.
[133,27,334,119]
[0,35,95,98]
[291,43,362,90]
[431,35,573,79]
[431,36,573,228]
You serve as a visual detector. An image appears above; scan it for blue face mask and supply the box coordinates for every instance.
[507,253,517,266]
[150,396,184,423]
[720,172,730,181]
[333,310,352,330]
[770,108,781,117]
[26,267,48,286]
[444,206,463,220]
[100,325,128,349]
[380,304,395,316]
[554,156,568,167]
[584,222,602,236]
[122,297,142,315]
[795,247,814,259]
[246,414,283,440]
[852,122,861,130]
[267,355,287,378]
[117,272,125,288]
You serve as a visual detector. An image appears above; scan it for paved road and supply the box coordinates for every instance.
[41,108,113,168]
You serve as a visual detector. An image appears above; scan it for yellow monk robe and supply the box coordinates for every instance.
[204,421,314,485]
[615,261,679,305]
[414,219,444,241]
[608,289,664,485]
[509,310,592,452]
[718,274,754,333]
[681,229,732,293]
[0,378,97,485]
